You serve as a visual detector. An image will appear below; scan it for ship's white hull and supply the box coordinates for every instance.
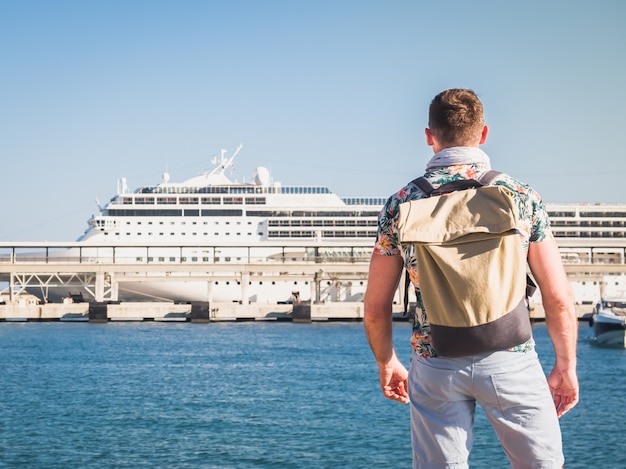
[116,279,366,304]
[26,273,368,305]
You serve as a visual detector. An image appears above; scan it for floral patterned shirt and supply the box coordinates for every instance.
[374,147,552,357]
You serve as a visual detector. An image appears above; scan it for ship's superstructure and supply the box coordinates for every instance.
[81,144,384,251]
[549,204,625,240]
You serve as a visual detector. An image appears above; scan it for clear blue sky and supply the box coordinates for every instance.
[1,0,625,241]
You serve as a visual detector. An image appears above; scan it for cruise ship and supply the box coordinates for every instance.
[63,144,385,303]
[7,145,626,305]
[81,145,384,248]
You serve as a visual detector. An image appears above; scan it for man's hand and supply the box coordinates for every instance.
[379,356,409,404]
[547,366,579,417]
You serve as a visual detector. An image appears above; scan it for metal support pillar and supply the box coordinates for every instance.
[206,280,214,303]
[9,273,15,303]
[110,272,119,301]
[310,278,316,304]
[241,272,250,305]
[314,270,322,304]
[95,272,105,302]
[335,281,342,302]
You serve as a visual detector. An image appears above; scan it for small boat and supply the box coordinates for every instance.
[590,298,626,347]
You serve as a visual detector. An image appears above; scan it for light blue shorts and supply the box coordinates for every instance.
[409,349,564,469]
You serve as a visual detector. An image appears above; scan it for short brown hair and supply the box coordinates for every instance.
[428,89,484,147]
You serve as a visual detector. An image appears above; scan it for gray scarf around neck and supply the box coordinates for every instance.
[425,147,491,171]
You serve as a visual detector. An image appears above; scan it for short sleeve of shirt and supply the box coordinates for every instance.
[528,191,553,243]
[373,194,403,256]
[373,183,425,257]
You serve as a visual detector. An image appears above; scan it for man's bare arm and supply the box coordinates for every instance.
[364,252,408,403]
[528,238,579,417]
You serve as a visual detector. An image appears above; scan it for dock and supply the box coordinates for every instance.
[0,300,594,323]
[0,300,368,322]
[0,241,623,323]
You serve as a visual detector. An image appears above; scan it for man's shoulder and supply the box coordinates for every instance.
[383,166,544,209]
[385,181,427,206]
[486,172,544,203]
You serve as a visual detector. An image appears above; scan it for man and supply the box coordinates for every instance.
[364,88,579,468]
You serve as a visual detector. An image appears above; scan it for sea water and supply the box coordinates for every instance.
[0,321,624,468]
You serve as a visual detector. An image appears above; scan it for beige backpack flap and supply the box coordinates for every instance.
[398,185,527,327]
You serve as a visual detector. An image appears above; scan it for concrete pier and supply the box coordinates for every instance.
[0,301,370,322]
[0,301,595,323]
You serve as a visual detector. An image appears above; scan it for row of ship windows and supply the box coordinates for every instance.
[552,220,626,227]
[141,186,332,195]
[553,231,625,238]
[101,231,377,238]
[343,197,388,206]
[95,220,252,228]
[268,231,377,238]
[117,196,267,205]
[115,220,377,227]
[549,211,626,218]
[268,220,378,227]
[100,220,377,231]
[119,220,252,225]
[119,192,385,205]
[106,209,380,217]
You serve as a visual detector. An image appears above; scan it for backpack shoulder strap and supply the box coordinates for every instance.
[409,176,435,196]
[403,176,431,317]
[403,270,411,318]
[478,170,502,185]
[410,170,502,195]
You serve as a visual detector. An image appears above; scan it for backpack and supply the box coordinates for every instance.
[397,170,534,357]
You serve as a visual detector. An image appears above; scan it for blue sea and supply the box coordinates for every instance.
[0,320,624,468]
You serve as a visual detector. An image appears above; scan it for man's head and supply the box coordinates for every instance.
[426,88,488,151]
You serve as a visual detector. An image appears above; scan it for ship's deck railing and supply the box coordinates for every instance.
[0,241,624,266]
[0,243,375,266]
[0,242,625,304]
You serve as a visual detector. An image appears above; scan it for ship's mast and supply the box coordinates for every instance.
[209,143,243,176]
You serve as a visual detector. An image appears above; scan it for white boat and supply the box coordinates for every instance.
[590,298,626,347]
[4,144,626,305]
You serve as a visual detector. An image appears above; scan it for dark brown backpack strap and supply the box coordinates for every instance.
[403,269,411,318]
[478,170,502,185]
[410,177,435,196]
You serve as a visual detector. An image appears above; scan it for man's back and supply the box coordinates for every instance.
[374,154,551,357]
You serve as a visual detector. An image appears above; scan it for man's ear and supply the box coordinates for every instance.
[479,125,489,144]
[425,128,435,146]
